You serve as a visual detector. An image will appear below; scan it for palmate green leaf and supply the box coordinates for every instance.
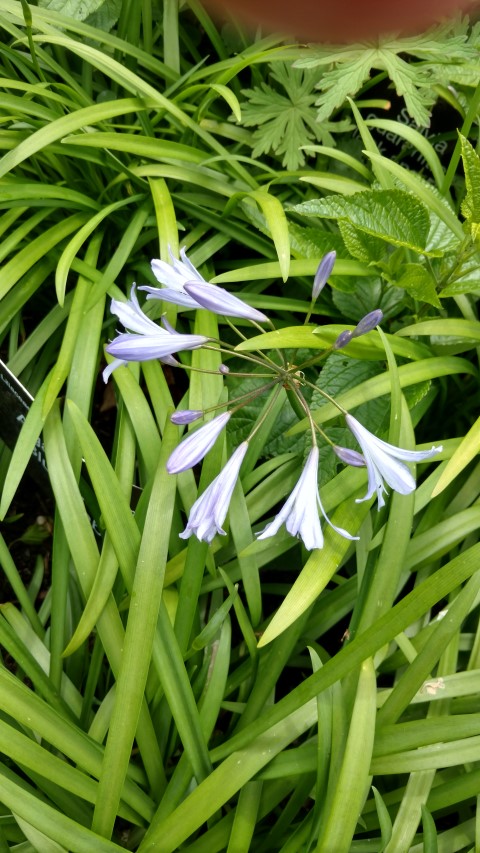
[294,24,476,126]
[239,64,330,170]
[292,190,430,253]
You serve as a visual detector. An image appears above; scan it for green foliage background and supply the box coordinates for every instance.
[0,1,479,850]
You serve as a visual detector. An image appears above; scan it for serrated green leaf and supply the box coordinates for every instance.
[292,190,430,253]
[338,221,386,263]
[396,263,442,307]
[459,134,480,236]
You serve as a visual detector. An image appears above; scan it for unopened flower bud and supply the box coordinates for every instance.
[352,309,383,338]
[170,410,204,425]
[219,364,230,374]
[333,330,353,350]
[312,250,336,301]
[333,445,366,467]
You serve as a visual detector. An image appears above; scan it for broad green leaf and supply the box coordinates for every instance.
[459,133,480,239]
[292,189,430,253]
[38,0,104,20]
[395,263,442,308]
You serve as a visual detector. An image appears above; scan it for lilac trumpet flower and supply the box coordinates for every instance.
[257,447,357,551]
[183,280,268,324]
[345,414,443,509]
[180,442,249,542]
[142,246,268,323]
[103,286,208,381]
[167,412,231,474]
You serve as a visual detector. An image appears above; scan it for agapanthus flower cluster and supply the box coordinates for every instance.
[104,245,442,550]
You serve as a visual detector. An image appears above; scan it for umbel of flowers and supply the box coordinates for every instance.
[104,245,442,549]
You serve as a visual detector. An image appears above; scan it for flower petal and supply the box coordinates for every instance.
[180,442,248,542]
[345,413,442,508]
[106,331,208,362]
[184,281,268,323]
[257,447,356,550]
[167,413,231,474]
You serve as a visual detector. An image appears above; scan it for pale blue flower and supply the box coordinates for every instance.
[184,281,268,323]
[104,286,208,380]
[142,246,268,323]
[257,447,357,550]
[312,250,336,300]
[146,247,205,310]
[167,412,231,474]
[345,414,442,509]
[180,442,248,542]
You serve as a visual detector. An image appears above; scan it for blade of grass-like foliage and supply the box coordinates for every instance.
[0,213,86,301]
[91,419,178,838]
[398,317,480,342]
[149,177,179,260]
[365,118,446,190]
[107,362,161,481]
[405,507,480,570]
[0,530,43,634]
[245,190,290,281]
[42,241,100,415]
[0,718,143,823]
[377,568,480,727]
[7,294,72,377]
[29,34,254,185]
[300,174,369,194]
[226,781,262,853]
[212,541,480,761]
[0,181,100,210]
[140,698,320,852]
[229,483,262,626]
[0,98,161,179]
[385,770,437,853]
[0,770,125,853]
[0,668,150,814]
[236,325,431,360]
[431,414,480,497]
[258,496,369,647]
[213,258,368,283]
[302,144,372,179]
[55,196,143,305]
[0,368,51,519]
[0,257,56,338]
[12,816,67,853]
[315,659,376,852]
[348,97,394,190]
[1,604,82,714]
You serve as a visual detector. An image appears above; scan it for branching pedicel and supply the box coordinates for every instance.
[104,247,442,549]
